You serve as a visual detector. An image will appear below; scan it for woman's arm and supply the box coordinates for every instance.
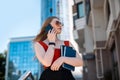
[51,41,83,71]
[62,42,83,66]
[34,29,57,67]
[62,54,83,67]
[63,42,83,67]
[34,42,55,67]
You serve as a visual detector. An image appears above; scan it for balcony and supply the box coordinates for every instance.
[75,17,86,30]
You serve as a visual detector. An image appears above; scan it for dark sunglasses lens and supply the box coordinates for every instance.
[56,21,63,26]
[56,21,60,24]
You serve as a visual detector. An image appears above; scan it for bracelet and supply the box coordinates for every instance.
[49,42,56,46]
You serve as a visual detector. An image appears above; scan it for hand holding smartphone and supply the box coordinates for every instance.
[45,24,56,42]
[45,24,53,33]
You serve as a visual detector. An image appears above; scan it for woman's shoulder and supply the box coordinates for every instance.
[59,40,71,46]
[62,40,71,43]
[34,40,45,47]
[34,41,48,51]
[34,41,41,49]
[35,40,48,44]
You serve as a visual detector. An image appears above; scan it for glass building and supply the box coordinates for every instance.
[40,0,73,41]
[5,36,40,80]
[58,0,73,40]
[40,0,59,25]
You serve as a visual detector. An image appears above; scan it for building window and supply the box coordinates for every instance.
[50,8,52,13]
[73,15,77,29]
[106,0,110,24]
[57,1,60,17]
[77,2,85,18]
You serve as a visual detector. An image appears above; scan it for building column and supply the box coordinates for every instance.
[114,22,120,79]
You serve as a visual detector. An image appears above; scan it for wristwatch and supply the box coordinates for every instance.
[49,42,56,46]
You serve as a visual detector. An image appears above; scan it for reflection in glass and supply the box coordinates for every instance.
[6,39,40,80]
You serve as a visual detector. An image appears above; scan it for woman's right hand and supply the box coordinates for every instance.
[47,29,57,42]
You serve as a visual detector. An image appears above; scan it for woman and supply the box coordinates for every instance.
[34,16,83,80]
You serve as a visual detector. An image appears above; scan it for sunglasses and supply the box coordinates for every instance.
[55,21,64,26]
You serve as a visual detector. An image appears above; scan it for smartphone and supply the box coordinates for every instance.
[45,24,53,33]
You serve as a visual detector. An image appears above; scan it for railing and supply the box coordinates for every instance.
[18,71,34,80]
[95,49,104,79]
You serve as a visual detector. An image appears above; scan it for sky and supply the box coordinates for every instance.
[0,0,40,53]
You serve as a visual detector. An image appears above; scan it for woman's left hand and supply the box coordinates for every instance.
[50,57,64,71]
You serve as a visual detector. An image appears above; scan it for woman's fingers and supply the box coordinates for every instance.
[51,65,59,71]
[50,29,57,34]
[47,28,57,42]
[50,60,62,71]
[48,30,50,33]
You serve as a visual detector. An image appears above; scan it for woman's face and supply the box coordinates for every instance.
[50,18,63,34]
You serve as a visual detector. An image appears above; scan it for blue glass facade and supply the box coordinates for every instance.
[6,37,40,80]
[40,0,59,25]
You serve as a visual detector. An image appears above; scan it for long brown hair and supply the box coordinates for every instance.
[34,16,58,42]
